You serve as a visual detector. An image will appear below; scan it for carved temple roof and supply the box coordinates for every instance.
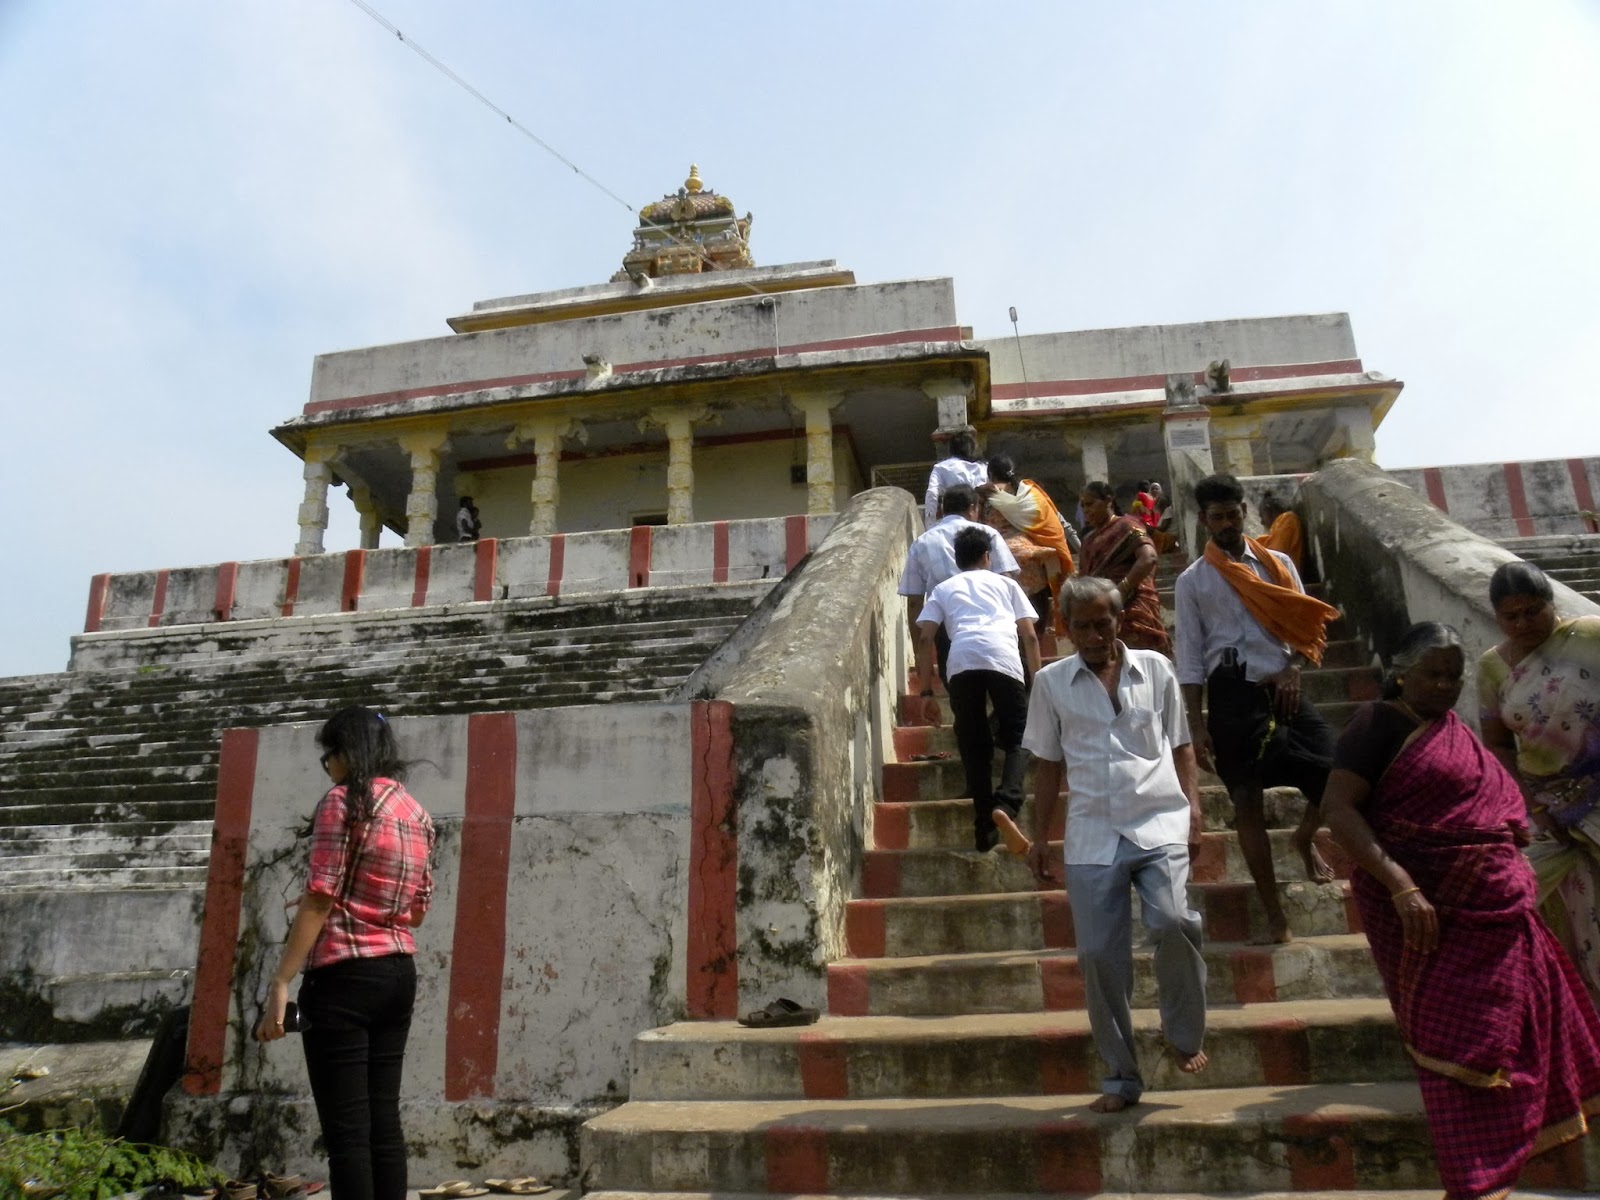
[613,165,754,281]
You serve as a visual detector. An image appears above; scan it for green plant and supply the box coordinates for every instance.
[0,1121,222,1200]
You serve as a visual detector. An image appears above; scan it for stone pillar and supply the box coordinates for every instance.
[398,428,450,548]
[512,417,587,536]
[1065,428,1111,486]
[295,444,333,557]
[1212,415,1262,479]
[1324,406,1377,464]
[642,406,712,525]
[1162,404,1216,562]
[348,484,382,550]
[790,391,844,516]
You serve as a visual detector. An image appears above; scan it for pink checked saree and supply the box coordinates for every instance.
[1352,711,1600,1199]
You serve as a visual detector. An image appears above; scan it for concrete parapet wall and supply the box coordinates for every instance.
[1299,460,1600,713]
[1388,455,1600,540]
[81,515,834,640]
[308,279,959,412]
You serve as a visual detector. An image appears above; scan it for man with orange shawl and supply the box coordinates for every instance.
[980,455,1075,633]
[1175,474,1341,943]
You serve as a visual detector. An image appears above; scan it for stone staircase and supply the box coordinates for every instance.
[581,608,1600,1194]
[1501,533,1600,604]
[0,584,768,1040]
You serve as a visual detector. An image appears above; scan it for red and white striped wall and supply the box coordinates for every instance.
[1389,457,1600,540]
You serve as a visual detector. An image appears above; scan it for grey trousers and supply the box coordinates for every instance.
[1064,837,1207,1101]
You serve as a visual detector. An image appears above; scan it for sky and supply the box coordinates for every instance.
[2,0,1598,677]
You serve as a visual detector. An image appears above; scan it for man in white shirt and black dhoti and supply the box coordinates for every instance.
[1023,574,1208,1111]
[922,431,989,527]
[915,526,1040,853]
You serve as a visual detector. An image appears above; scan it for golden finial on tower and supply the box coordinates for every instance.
[684,164,703,194]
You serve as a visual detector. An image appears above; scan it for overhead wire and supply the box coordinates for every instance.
[340,0,786,357]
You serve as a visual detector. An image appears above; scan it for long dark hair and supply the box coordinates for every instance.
[317,705,405,822]
[1082,480,1122,516]
[1488,560,1554,609]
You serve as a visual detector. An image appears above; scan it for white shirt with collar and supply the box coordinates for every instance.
[1173,543,1304,686]
[898,516,1020,597]
[923,457,991,525]
[1022,645,1192,866]
[919,570,1037,682]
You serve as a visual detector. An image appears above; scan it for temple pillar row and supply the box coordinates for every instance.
[791,391,843,516]
[294,445,333,557]
[399,428,450,548]
[513,417,587,536]
[643,405,712,525]
[1162,406,1216,562]
[348,484,383,550]
[1066,429,1111,487]
[1212,415,1262,478]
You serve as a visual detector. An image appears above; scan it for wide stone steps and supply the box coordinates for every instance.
[628,1000,1407,1101]
[584,1082,1580,1194]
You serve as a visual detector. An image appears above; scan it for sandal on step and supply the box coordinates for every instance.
[259,1174,310,1199]
[485,1179,553,1195]
[419,1184,490,1199]
[737,997,820,1028]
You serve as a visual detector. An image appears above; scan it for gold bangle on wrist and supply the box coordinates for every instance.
[1390,886,1421,901]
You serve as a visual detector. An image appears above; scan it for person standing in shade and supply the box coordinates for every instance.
[1023,575,1208,1111]
[915,526,1040,853]
[1175,474,1340,944]
[922,430,989,527]
[456,496,481,542]
[900,484,1020,687]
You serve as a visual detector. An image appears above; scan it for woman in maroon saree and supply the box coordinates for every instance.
[1323,622,1600,1199]
[1076,481,1169,653]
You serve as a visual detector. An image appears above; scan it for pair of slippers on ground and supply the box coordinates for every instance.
[197,1175,322,1200]
[737,997,820,1028]
[420,1179,552,1196]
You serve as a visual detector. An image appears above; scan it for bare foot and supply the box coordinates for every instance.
[1247,919,1294,946]
[992,808,1031,856]
[1170,1045,1208,1074]
[1295,829,1336,883]
[1089,1093,1133,1113]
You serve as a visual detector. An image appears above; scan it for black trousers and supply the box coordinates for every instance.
[297,953,417,1200]
[1205,664,1333,801]
[946,669,1030,846]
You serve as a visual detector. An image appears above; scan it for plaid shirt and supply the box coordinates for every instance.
[304,777,435,971]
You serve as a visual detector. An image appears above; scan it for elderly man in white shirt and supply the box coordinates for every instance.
[916,526,1041,853]
[922,430,990,527]
[900,484,1020,685]
[1024,574,1207,1112]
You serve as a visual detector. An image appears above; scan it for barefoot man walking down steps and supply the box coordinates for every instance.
[1023,575,1208,1112]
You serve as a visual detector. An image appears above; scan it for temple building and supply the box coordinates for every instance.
[275,166,1402,558]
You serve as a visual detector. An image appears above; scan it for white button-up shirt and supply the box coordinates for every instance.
[1022,646,1192,865]
[898,516,1020,597]
[923,457,991,526]
[920,571,1037,682]
[1173,545,1303,686]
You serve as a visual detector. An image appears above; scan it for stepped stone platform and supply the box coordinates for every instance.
[580,615,1600,1196]
[1501,532,1600,604]
[0,582,772,1041]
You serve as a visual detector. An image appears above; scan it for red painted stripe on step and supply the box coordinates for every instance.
[444,712,517,1100]
[83,573,110,633]
[1189,832,1227,883]
[473,537,498,601]
[797,1033,850,1099]
[147,569,169,627]
[1343,890,1364,935]
[785,513,808,571]
[1522,1136,1588,1188]
[826,964,869,1016]
[764,1125,829,1193]
[860,851,902,899]
[1568,458,1598,532]
[1035,1123,1103,1193]
[1041,958,1086,1010]
[686,699,738,1019]
[411,545,432,606]
[544,534,565,597]
[873,804,910,850]
[1230,949,1278,1003]
[845,900,888,958]
[628,523,652,588]
[1502,462,1537,538]
[213,562,238,621]
[891,725,933,758]
[1203,884,1253,943]
[1255,1018,1312,1086]
[281,557,301,617]
[182,727,259,1096]
[880,762,925,805]
[341,549,365,612]
[1036,1029,1094,1095]
[1421,466,1448,511]
[1284,1113,1355,1189]
[1040,891,1074,949]
[712,520,730,583]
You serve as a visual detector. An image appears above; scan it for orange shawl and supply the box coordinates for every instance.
[989,480,1076,632]
[1260,512,1305,573]
[1203,537,1338,665]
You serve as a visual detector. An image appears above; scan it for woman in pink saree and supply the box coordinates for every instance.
[1323,622,1600,1199]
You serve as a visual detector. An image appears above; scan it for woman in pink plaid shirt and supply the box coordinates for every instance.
[256,706,435,1200]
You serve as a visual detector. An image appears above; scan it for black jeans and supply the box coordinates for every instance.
[297,953,417,1200]
[946,669,1030,847]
